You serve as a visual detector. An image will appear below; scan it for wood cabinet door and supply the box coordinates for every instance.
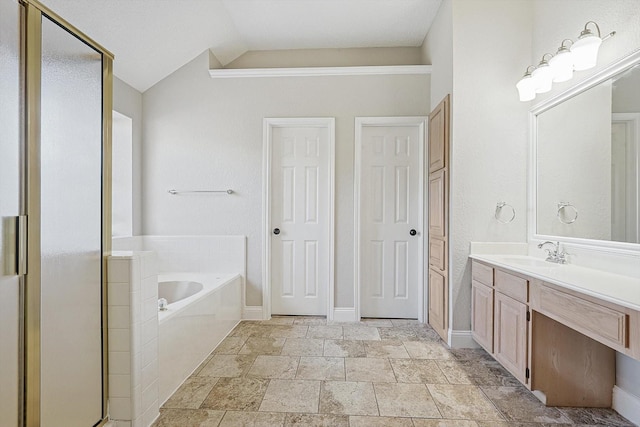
[428,169,447,238]
[494,291,528,383]
[428,94,449,173]
[472,280,494,352]
[428,267,448,340]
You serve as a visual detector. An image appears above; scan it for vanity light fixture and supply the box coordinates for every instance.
[571,21,604,71]
[549,39,574,82]
[516,66,537,101]
[531,54,554,93]
[516,21,615,101]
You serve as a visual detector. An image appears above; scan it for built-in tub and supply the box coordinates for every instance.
[157,273,242,405]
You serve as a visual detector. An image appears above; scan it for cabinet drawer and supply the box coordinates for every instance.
[472,261,493,286]
[495,270,528,303]
[429,237,446,271]
[533,283,627,349]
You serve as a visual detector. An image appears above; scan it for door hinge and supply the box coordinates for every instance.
[525,367,530,379]
[526,311,531,322]
[17,215,27,275]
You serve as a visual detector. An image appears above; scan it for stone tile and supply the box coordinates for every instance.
[404,341,452,360]
[378,327,423,341]
[296,357,345,381]
[198,354,256,377]
[481,386,573,423]
[262,316,295,325]
[281,338,324,356]
[213,336,247,354]
[190,354,214,377]
[343,325,381,340]
[449,348,494,361]
[360,318,394,327]
[284,413,349,427]
[229,322,276,338]
[349,415,414,427]
[319,381,378,416]
[162,376,218,409]
[218,411,286,427]
[557,407,635,426]
[306,325,343,339]
[153,408,225,426]
[259,379,321,413]
[436,360,474,384]
[427,384,504,421]
[200,377,269,411]
[269,325,309,338]
[345,357,396,382]
[363,340,410,358]
[246,355,299,379]
[374,383,441,417]
[238,337,286,355]
[475,423,570,427]
[293,316,327,326]
[413,420,479,427]
[390,359,448,384]
[390,319,422,327]
[323,339,366,357]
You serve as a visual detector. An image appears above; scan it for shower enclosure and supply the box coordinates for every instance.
[0,1,113,426]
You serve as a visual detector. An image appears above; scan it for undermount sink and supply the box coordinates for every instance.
[499,257,560,268]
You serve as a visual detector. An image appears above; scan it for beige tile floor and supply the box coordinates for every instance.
[153,316,635,427]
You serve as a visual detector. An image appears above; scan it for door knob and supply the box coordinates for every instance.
[409,229,417,236]
[273,228,280,235]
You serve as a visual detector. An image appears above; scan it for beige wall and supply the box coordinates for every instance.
[141,50,430,307]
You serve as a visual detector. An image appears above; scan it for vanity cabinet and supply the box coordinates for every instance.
[470,257,640,408]
[472,261,530,384]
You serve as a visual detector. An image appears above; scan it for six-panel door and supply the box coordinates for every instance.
[270,125,330,315]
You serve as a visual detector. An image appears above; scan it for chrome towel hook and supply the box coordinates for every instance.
[495,202,516,224]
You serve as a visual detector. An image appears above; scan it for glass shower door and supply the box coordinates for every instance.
[0,1,24,426]
[39,14,104,427]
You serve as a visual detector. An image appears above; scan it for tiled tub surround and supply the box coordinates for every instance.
[152,317,635,426]
[108,251,160,427]
[108,249,243,426]
[469,248,640,425]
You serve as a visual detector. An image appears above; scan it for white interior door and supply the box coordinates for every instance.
[268,120,334,316]
[357,118,425,319]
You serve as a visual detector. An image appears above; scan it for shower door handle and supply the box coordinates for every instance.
[17,215,27,275]
[2,215,27,276]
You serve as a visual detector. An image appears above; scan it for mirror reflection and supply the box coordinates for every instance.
[536,63,640,244]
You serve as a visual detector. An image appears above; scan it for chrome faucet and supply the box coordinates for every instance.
[537,241,568,264]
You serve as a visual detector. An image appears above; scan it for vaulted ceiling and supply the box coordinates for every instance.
[44,0,442,92]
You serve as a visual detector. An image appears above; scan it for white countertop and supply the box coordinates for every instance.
[469,254,640,311]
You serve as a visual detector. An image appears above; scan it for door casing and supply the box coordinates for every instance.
[354,116,427,322]
[262,118,335,320]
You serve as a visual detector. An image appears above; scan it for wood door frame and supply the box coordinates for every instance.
[354,116,427,322]
[262,118,336,320]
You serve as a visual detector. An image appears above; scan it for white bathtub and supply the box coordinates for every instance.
[157,273,242,405]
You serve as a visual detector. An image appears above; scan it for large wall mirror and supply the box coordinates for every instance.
[531,50,640,248]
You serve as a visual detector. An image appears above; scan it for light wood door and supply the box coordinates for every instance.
[472,280,494,352]
[270,124,331,315]
[494,291,528,383]
[428,268,447,338]
[358,121,424,318]
[427,95,450,340]
[428,169,447,238]
[429,95,449,173]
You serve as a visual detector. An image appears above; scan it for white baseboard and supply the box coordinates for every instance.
[448,329,480,349]
[242,306,264,320]
[613,385,640,426]
[332,307,357,322]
